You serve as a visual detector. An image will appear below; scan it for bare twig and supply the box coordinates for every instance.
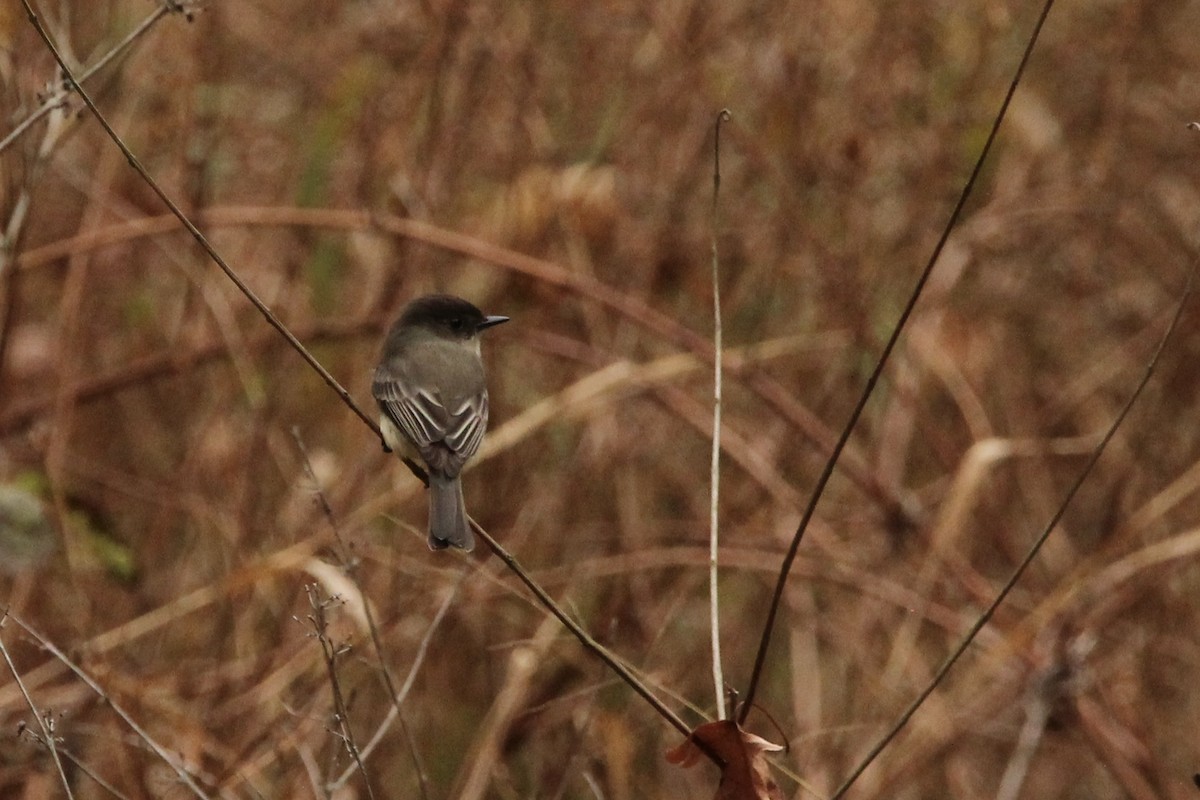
[2,1,190,368]
[471,522,724,766]
[739,0,1061,723]
[0,2,179,156]
[0,316,380,437]
[293,429,404,712]
[57,746,135,800]
[828,259,1195,798]
[331,569,466,791]
[302,585,377,800]
[292,428,433,800]
[6,611,212,799]
[708,108,732,721]
[0,613,74,799]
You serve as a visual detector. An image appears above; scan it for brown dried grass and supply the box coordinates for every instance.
[2,1,1200,797]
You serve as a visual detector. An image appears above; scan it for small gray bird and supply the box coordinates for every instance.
[372,294,508,551]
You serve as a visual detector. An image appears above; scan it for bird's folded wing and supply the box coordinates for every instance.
[373,374,489,476]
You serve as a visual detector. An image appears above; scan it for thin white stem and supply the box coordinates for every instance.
[708,274,724,718]
[995,687,1049,800]
[708,110,731,720]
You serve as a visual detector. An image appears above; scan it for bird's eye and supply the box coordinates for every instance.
[450,317,464,331]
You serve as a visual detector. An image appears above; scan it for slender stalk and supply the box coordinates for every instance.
[708,109,732,720]
[471,522,724,767]
[0,617,75,799]
[738,0,1061,723]
[303,586,377,800]
[293,427,436,800]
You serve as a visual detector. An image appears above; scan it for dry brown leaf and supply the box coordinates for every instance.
[666,720,784,800]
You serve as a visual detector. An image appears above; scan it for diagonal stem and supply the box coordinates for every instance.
[18,0,382,440]
[738,0,1061,724]
[829,257,1196,799]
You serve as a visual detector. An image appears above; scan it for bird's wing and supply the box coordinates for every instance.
[373,371,488,477]
[443,390,489,462]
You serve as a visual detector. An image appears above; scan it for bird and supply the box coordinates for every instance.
[372,294,508,551]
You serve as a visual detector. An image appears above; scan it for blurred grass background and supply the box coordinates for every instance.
[2,0,1200,797]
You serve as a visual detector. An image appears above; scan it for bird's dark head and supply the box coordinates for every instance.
[397,294,509,340]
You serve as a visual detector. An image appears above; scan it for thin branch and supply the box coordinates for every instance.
[6,611,212,799]
[331,569,466,792]
[0,2,179,156]
[294,428,405,707]
[0,316,380,437]
[738,0,1060,723]
[302,585,377,800]
[292,428,432,800]
[57,746,135,800]
[709,108,732,721]
[18,0,382,441]
[0,614,75,799]
[828,259,1196,799]
[470,521,723,766]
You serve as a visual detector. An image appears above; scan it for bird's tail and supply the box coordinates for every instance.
[427,473,474,552]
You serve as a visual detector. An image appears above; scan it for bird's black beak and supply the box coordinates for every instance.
[479,315,510,331]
